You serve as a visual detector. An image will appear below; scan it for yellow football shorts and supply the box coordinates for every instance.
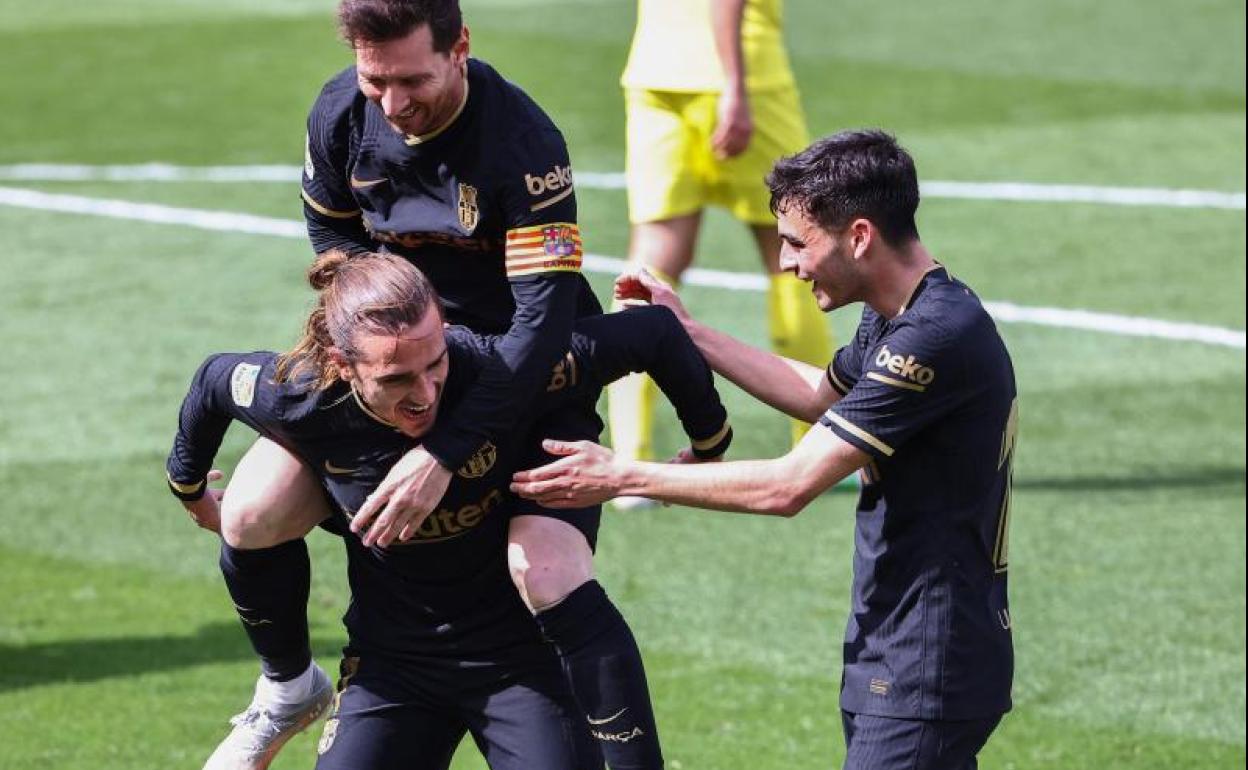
[624,86,809,226]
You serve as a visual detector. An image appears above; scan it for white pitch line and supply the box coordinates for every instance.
[1,185,1243,350]
[1,163,1245,210]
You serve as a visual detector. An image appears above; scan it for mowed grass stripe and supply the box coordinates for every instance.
[2,164,1244,210]
[1,185,1242,348]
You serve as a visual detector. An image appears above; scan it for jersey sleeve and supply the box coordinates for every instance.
[826,308,877,396]
[419,127,586,471]
[819,319,967,460]
[165,352,282,501]
[565,306,733,459]
[302,74,374,255]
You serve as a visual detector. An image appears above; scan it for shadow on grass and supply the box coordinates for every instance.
[0,622,346,693]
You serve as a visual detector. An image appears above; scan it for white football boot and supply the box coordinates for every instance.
[202,664,334,770]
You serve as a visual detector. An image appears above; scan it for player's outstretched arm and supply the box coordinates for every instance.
[571,306,734,460]
[512,425,868,516]
[166,353,276,531]
[616,268,837,422]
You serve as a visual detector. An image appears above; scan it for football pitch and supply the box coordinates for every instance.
[0,0,1243,768]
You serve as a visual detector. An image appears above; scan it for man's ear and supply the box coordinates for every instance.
[452,25,471,67]
[849,218,874,260]
[327,347,353,382]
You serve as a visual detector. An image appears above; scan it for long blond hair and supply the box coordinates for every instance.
[275,250,441,390]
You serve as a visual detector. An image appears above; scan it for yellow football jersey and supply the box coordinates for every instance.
[621,0,797,92]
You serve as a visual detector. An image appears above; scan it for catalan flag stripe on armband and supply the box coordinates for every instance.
[505,223,583,278]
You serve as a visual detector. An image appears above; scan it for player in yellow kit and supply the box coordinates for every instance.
[609,0,831,499]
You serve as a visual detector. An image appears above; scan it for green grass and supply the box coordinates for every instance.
[0,0,1244,768]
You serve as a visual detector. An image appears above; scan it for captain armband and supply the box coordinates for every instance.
[690,423,733,461]
[166,471,207,502]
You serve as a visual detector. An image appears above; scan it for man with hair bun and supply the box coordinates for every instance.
[514,130,1016,769]
[169,252,732,770]
[189,1,672,768]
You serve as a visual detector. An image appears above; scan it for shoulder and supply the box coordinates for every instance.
[470,59,561,134]
[308,67,365,139]
[900,273,1008,372]
[469,59,568,164]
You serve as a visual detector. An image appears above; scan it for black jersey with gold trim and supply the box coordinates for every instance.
[302,58,603,475]
[302,58,599,332]
[167,309,731,662]
[820,267,1016,721]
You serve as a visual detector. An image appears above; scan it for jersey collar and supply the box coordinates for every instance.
[899,263,948,315]
[403,74,470,146]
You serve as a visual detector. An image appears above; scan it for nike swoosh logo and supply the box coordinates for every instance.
[349,175,387,189]
[587,707,629,726]
[324,461,360,475]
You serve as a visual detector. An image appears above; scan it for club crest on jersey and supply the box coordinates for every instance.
[230,363,262,408]
[542,225,578,257]
[457,441,497,479]
[304,134,314,180]
[457,182,480,234]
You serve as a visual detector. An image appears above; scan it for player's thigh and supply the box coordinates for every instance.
[624,88,707,225]
[221,436,329,548]
[464,660,603,770]
[709,85,810,226]
[841,711,1002,770]
[507,514,596,611]
[315,657,466,770]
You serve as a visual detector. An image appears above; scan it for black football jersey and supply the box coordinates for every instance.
[821,266,1016,720]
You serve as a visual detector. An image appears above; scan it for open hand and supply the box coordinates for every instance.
[510,439,626,508]
[351,446,452,547]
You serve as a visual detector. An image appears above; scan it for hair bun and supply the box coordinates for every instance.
[307,249,355,290]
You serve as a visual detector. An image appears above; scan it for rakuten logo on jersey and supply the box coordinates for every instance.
[525,164,574,196]
[874,345,936,386]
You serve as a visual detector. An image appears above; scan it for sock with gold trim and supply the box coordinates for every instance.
[219,539,312,682]
[535,580,663,770]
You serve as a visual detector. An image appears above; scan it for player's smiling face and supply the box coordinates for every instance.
[334,306,450,439]
[354,23,469,138]
[776,206,863,312]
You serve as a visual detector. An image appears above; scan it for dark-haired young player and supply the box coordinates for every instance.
[169,252,731,769]
[514,130,1016,770]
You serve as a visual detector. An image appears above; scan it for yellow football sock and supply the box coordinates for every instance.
[768,272,833,447]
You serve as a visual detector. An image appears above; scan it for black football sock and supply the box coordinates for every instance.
[535,580,664,770]
[218,539,312,682]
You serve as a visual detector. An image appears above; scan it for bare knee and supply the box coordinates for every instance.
[219,438,328,550]
[220,498,287,549]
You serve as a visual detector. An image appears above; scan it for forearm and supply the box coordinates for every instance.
[711,0,748,93]
[685,318,829,422]
[622,456,806,516]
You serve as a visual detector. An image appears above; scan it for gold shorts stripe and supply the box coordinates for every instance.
[691,422,732,451]
[167,472,205,495]
[529,186,575,212]
[825,412,895,457]
[301,189,361,219]
[866,371,927,392]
